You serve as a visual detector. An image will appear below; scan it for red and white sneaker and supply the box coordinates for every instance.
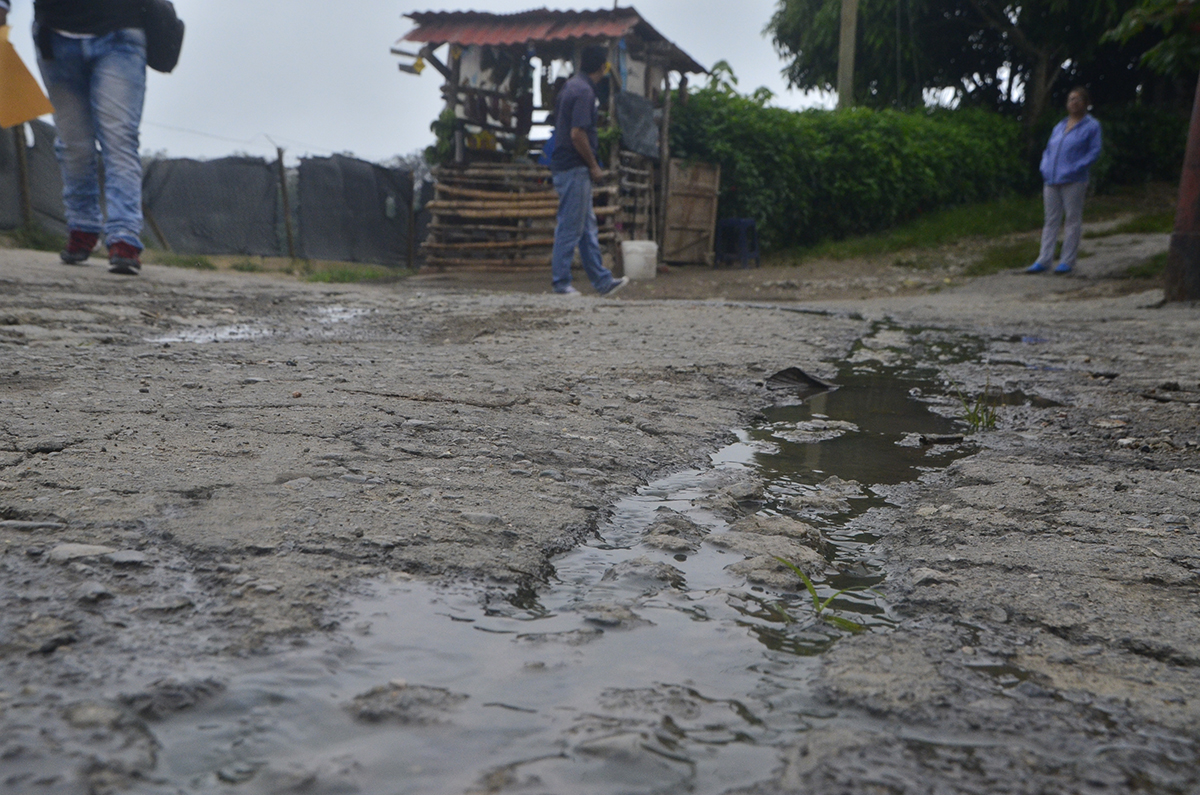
[107,241,142,275]
[60,230,99,265]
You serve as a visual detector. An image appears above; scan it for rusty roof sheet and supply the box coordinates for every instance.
[401,7,705,73]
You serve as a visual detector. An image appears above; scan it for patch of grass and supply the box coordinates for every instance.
[773,556,870,633]
[965,240,1042,277]
[6,223,65,252]
[302,262,407,283]
[1123,251,1168,280]
[230,259,262,273]
[955,378,1000,433]
[786,194,1046,262]
[150,251,217,270]
[1083,210,1175,238]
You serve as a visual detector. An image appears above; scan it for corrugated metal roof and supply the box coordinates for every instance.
[401,7,705,73]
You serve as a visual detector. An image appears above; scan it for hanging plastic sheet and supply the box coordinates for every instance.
[0,26,54,128]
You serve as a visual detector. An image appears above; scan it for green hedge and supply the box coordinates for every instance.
[669,90,1028,250]
[1092,106,1187,189]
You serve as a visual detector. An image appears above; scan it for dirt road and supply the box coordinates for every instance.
[1,231,1198,793]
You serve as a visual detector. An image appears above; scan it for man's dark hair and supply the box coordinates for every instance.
[580,46,607,76]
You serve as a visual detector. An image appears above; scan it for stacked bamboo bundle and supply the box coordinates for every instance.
[422,162,617,271]
[616,151,655,244]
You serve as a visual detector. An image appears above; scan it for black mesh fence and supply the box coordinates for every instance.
[142,156,281,256]
[298,154,412,266]
[1,123,414,267]
[0,121,66,233]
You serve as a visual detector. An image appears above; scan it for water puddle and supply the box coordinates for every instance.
[146,361,975,793]
[147,306,368,344]
[149,324,274,345]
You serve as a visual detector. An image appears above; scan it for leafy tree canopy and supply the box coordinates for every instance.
[766,0,1174,124]
[1106,0,1200,76]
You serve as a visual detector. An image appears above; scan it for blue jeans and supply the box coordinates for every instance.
[37,27,147,250]
[551,167,617,292]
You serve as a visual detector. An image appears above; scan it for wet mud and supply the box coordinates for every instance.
[2,246,1199,793]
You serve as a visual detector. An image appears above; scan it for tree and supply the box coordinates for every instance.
[1106,0,1200,76]
[766,0,1156,125]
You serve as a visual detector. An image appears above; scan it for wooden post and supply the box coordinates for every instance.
[449,46,464,165]
[837,0,859,109]
[12,125,32,227]
[657,68,672,252]
[1165,77,1200,301]
[142,204,171,251]
[276,147,296,259]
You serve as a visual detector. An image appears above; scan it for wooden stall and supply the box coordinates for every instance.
[394,7,711,272]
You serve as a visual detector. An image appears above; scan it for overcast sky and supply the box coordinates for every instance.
[6,1,829,164]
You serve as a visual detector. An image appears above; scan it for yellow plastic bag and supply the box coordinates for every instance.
[0,25,55,128]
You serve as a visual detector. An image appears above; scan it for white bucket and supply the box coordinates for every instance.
[621,240,658,280]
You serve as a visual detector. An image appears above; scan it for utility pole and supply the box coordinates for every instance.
[837,0,859,109]
[1165,76,1200,301]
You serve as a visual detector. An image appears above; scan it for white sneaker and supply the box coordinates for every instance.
[602,276,630,297]
[555,285,581,295]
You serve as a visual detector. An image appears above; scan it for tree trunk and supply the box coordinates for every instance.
[837,0,859,109]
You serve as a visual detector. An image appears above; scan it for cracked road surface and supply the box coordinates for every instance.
[1,245,1199,794]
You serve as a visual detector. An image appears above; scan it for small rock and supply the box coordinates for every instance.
[122,678,225,720]
[48,543,117,562]
[538,469,565,481]
[0,520,66,532]
[139,596,194,613]
[911,567,958,586]
[107,550,147,567]
[459,512,503,526]
[707,532,828,568]
[600,557,686,592]
[76,582,113,603]
[346,682,468,725]
[729,515,830,554]
[63,702,124,729]
[578,602,652,629]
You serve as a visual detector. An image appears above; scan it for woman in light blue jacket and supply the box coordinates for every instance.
[1027,87,1103,275]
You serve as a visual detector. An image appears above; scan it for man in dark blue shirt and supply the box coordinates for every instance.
[0,0,147,274]
[548,45,628,296]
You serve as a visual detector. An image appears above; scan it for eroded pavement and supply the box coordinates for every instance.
[1,245,1198,794]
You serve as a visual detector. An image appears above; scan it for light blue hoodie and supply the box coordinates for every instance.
[1040,114,1102,186]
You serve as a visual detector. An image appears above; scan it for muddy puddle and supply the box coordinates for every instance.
[135,361,975,794]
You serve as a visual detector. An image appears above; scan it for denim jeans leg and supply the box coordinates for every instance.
[577,193,615,291]
[1038,184,1064,265]
[38,28,146,249]
[551,167,615,292]
[38,35,104,236]
[551,168,587,291]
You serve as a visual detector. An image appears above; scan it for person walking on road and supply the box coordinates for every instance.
[0,0,147,275]
[549,45,628,297]
[1027,86,1103,275]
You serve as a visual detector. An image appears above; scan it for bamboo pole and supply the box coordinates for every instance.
[435,184,558,201]
[421,237,557,251]
[426,201,559,213]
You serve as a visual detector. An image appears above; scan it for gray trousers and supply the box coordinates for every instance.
[1039,181,1088,267]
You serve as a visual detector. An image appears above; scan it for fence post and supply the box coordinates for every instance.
[13,125,33,227]
[277,147,296,259]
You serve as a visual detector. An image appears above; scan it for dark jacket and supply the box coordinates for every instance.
[36,0,143,35]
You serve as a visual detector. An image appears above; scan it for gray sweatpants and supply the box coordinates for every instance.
[1039,181,1088,267]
